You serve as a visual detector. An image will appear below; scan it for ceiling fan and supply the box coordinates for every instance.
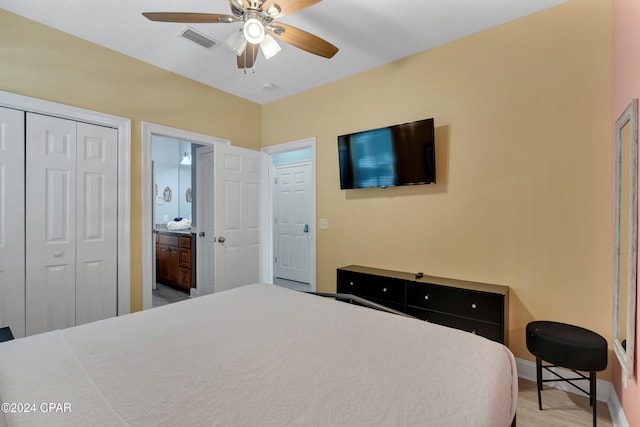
[143,0,339,72]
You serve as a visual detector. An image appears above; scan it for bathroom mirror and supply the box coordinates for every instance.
[613,98,638,379]
[152,139,193,224]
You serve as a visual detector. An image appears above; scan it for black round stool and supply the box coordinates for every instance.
[526,321,607,427]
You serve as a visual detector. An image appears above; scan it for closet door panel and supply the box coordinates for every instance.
[26,113,77,335]
[0,107,25,338]
[75,123,118,325]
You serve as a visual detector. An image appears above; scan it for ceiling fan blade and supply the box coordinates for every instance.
[262,0,321,18]
[269,23,338,58]
[237,43,259,69]
[142,12,236,24]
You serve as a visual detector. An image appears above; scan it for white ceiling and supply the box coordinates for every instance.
[2,0,567,105]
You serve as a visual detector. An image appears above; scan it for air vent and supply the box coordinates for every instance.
[179,27,219,50]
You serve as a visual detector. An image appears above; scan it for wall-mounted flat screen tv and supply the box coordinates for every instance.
[338,118,436,189]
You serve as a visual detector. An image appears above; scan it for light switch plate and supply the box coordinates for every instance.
[319,218,328,229]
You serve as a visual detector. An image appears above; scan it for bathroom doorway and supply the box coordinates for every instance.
[151,136,201,307]
[142,122,268,310]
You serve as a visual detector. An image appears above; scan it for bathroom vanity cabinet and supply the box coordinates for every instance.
[156,231,193,292]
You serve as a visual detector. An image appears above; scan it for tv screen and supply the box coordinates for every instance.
[338,118,436,189]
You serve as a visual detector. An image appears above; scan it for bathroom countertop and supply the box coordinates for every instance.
[155,226,193,236]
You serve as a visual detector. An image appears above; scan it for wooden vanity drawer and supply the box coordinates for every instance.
[406,282,504,324]
[178,267,191,290]
[179,247,191,268]
[179,236,191,249]
[158,234,179,246]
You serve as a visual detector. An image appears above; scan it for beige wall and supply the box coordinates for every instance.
[262,0,613,368]
[0,10,262,312]
[0,1,615,372]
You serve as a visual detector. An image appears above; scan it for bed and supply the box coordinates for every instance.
[0,283,517,426]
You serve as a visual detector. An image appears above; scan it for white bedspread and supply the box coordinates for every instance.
[0,284,517,426]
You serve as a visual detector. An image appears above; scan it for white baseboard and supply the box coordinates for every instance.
[515,358,628,427]
[606,381,629,427]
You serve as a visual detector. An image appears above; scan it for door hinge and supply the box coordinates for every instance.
[274,256,277,263]
[274,177,278,184]
[275,217,278,224]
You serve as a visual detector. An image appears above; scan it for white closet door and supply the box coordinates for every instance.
[75,122,117,325]
[25,114,118,335]
[26,113,77,335]
[0,107,25,337]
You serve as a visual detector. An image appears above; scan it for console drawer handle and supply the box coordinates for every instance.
[349,281,354,286]
[382,287,387,292]
[424,294,430,300]
[471,303,477,309]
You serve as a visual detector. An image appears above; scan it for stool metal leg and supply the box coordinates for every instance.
[536,357,543,410]
[590,371,596,427]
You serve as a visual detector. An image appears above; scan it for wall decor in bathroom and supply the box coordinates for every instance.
[163,186,172,202]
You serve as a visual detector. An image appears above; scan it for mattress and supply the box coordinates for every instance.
[0,283,517,426]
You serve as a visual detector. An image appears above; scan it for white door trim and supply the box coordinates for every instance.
[262,138,317,292]
[141,122,230,310]
[0,90,131,316]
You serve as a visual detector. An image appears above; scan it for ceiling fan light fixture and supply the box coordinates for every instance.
[225,29,247,56]
[243,17,265,44]
[266,4,281,17]
[260,34,281,59]
[270,25,285,36]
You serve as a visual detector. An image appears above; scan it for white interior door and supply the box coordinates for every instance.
[26,113,77,335]
[75,122,118,325]
[196,145,216,295]
[0,107,25,337]
[274,162,311,284]
[214,144,266,292]
[25,113,117,335]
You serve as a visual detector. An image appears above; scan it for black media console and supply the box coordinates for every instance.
[337,265,509,344]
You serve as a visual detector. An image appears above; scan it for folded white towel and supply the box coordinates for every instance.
[167,218,191,230]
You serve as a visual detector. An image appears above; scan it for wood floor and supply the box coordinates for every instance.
[152,282,190,308]
[517,378,613,426]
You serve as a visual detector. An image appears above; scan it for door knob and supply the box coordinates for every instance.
[303,224,309,233]
[218,236,226,243]
[53,251,63,258]
[199,231,205,237]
